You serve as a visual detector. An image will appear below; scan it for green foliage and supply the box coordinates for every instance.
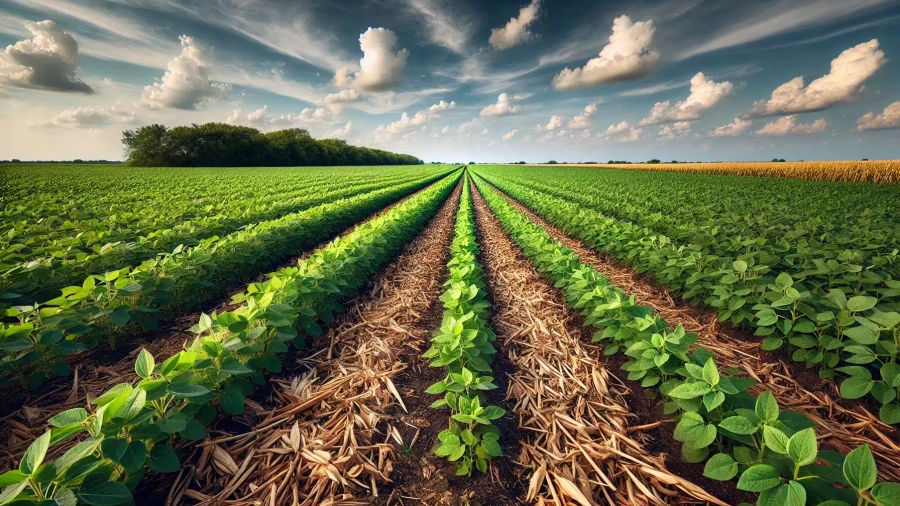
[1,168,457,388]
[473,165,900,426]
[424,177,504,476]
[0,171,461,505]
[122,123,422,167]
[471,173,900,506]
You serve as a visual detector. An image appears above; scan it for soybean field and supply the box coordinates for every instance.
[1,163,900,506]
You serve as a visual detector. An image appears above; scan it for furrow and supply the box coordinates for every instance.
[470,180,723,506]
[169,183,463,505]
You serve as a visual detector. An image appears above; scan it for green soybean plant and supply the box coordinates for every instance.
[424,176,505,476]
[472,174,900,506]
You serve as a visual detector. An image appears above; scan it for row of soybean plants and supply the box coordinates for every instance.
[423,175,504,476]
[474,166,900,426]
[0,171,460,506]
[473,175,900,506]
[2,167,451,304]
[0,169,457,389]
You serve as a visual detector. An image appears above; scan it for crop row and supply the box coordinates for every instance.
[584,161,900,184]
[2,167,451,303]
[1,165,442,225]
[472,174,900,506]
[423,175,504,476]
[0,169,456,389]
[481,166,900,275]
[474,167,900,426]
[0,171,460,505]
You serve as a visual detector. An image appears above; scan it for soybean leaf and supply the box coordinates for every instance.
[787,428,817,467]
[147,445,180,473]
[703,453,738,481]
[20,431,51,475]
[736,464,782,492]
[843,444,877,492]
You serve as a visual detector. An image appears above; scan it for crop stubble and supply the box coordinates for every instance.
[470,181,725,505]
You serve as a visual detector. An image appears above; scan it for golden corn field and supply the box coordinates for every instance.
[545,160,900,183]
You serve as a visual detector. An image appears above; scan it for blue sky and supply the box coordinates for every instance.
[1,0,899,162]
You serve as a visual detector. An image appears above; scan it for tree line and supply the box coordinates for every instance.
[121,123,422,167]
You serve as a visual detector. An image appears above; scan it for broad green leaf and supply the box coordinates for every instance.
[667,381,711,399]
[843,444,877,492]
[719,416,757,435]
[77,480,132,505]
[135,349,154,379]
[147,445,180,473]
[736,464,781,492]
[755,391,779,423]
[48,408,88,427]
[786,428,817,466]
[20,431,51,475]
[701,358,719,386]
[846,296,878,312]
[763,426,790,455]
[840,376,874,399]
[872,482,900,506]
[703,453,738,481]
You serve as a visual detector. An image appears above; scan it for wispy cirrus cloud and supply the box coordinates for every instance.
[402,0,474,54]
[676,0,897,60]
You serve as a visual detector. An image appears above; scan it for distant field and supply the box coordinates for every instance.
[525,160,900,183]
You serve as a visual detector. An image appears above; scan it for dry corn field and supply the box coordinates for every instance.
[1,164,900,506]
[542,160,900,183]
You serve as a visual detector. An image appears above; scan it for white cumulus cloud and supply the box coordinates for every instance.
[533,115,563,132]
[616,127,643,142]
[552,16,659,90]
[755,115,828,136]
[227,106,335,129]
[489,0,541,50]
[458,118,480,134]
[502,129,519,141]
[41,105,136,127]
[0,20,93,94]
[746,40,887,117]
[378,100,455,135]
[324,88,362,105]
[657,121,691,141]
[857,101,900,131]
[603,121,631,135]
[568,102,598,129]
[140,35,231,110]
[335,27,408,92]
[480,92,520,117]
[327,121,353,138]
[640,72,733,125]
[709,117,752,137]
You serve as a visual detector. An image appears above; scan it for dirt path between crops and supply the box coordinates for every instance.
[470,181,732,506]
[163,182,516,506]
[0,179,451,474]
[482,179,900,482]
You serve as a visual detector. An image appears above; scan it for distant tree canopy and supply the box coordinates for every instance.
[121,123,422,167]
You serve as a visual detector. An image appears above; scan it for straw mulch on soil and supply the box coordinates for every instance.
[172,185,463,505]
[471,182,723,506]
[487,181,900,482]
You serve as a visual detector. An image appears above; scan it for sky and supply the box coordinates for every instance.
[1,0,899,163]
